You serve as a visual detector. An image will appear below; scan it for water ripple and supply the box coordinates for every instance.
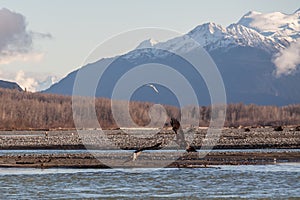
[0,165,299,199]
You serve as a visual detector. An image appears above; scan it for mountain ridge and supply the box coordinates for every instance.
[44,9,300,106]
[238,8,300,43]
[0,80,23,91]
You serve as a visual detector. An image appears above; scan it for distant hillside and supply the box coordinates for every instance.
[0,88,178,129]
[0,80,23,91]
[1,88,300,129]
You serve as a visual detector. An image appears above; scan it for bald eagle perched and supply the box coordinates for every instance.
[170,118,197,152]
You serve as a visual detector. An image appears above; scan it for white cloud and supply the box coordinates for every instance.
[0,52,44,65]
[0,8,51,65]
[35,74,59,92]
[15,70,38,92]
[273,38,300,77]
[0,8,54,91]
[0,70,59,92]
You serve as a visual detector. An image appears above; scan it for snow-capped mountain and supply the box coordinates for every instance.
[238,9,300,44]
[133,9,300,54]
[226,23,284,52]
[44,9,300,106]
[133,21,285,54]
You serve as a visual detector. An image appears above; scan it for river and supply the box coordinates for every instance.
[0,163,299,199]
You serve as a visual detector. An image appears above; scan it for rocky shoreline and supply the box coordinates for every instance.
[0,127,299,168]
[0,127,299,150]
[0,151,299,168]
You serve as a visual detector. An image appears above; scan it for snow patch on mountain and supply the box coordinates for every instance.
[238,9,300,43]
[134,21,284,55]
[188,22,229,46]
[226,24,284,52]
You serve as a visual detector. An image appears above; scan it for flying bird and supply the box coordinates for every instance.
[146,84,159,93]
[124,142,162,163]
[133,142,162,161]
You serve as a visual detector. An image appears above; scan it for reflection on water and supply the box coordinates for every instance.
[0,164,299,199]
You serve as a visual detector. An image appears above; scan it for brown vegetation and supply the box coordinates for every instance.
[0,88,299,129]
[225,103,300,127]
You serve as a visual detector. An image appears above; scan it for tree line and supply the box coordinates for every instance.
[0,88,299,130]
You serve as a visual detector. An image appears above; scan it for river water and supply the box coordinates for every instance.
[0,163,300,199]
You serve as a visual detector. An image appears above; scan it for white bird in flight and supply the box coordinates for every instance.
[146,84,159,93]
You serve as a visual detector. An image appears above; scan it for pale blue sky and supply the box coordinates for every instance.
[0,0,299,90]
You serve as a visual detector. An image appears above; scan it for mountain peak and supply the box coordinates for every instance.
[226,23,283,52]
[185,22,229,50]
[227,23,262,34]
[243,10,262,17]
[136,38,158,49]
[237,9,300,41]
[189,22,226,35]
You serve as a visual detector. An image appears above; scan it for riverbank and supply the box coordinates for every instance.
[0,150,299,168]
[0,127,299,150]
[0,127,299,168]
